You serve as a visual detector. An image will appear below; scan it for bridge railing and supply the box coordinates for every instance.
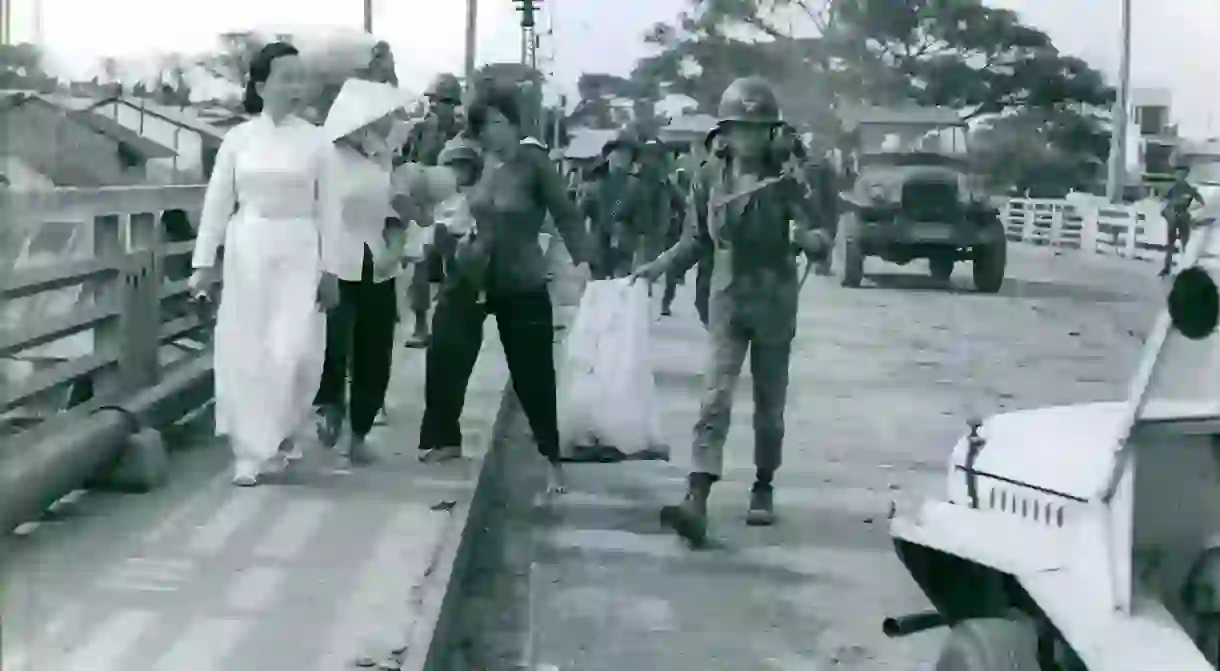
[999,196,1185,267]
[0,185,214,533]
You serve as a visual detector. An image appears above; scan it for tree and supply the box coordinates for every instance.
[825,0,1114,118]
[630,1,841,132]
[971,108,1109,196]
[198,31,267,85]
[570,73,633,129]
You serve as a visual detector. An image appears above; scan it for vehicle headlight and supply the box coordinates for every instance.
[867,182,889,202]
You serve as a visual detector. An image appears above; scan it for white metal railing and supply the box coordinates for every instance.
[999,195,1193,270]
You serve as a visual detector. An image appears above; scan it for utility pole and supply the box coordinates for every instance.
[34,0,45,46]
[464,0,478,87]
[363,0,373,33]
[1106,0,1133,202]
[514,0,539,69]
[1,0,10,46]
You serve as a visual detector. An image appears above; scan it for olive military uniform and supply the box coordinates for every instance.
[647,76,834,544]
[401,73,464,346]
[1162,167,1205,276]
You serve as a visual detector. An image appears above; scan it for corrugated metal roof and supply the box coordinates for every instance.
[840,105,964,128]
[565,128,619,159]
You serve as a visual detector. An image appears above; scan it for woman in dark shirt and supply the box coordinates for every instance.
[417,81,591,495]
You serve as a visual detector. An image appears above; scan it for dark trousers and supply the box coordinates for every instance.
[420,285,560,461]
[695,254,712,328]
[408,224,457,314]
[314,249,399,437]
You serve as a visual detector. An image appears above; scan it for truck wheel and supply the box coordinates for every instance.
[929,255,954,282]
[936,618,1040,671]
[972,238,1006,294]
[841,238,864,288]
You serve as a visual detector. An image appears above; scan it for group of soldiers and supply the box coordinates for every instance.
[398,70,841,544]
[567,82,841,328]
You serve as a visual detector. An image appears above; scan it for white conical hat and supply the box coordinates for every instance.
[323,78,411,141]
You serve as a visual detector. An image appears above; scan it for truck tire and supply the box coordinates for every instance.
[929,255,954,282]
[936,617,1040,671]
[972,237,1006,294]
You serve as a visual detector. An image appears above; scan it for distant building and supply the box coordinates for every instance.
[0,92,176,187]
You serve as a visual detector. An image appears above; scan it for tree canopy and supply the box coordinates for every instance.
[564,0,1115,191]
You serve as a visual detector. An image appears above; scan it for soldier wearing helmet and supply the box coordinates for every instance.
[582,128,640,279]
[632,76,835,544]
[1162,158,1206,277]
[401,72,466,348]
[612,134,681,285]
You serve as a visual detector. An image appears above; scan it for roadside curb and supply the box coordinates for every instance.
[399,381,521,671]
[402,237,581,671]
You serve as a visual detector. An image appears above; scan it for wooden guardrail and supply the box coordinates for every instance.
[0,185,210,435]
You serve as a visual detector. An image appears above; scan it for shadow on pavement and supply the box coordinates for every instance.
[864,272,1143,303]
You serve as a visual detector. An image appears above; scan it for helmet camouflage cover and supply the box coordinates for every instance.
[716,76,782,125]
[425,73,463,104]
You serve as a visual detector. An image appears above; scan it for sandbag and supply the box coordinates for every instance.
[557,279,667,462]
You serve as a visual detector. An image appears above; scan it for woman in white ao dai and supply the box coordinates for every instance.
[188,43,343,486]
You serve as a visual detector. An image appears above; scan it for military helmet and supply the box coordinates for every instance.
[602,128,640,157]
[716,76,781,125]
[438,137,481,166]
[425,73,463,104]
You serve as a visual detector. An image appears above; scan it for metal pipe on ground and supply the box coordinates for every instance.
[0,354,214,535]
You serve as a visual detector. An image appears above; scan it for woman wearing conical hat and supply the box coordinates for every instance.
[313,78,416,470]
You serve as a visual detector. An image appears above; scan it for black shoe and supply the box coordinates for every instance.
[660,305,673,316]
[660,497,709,547]
[746,484,776,526]
[660,474,712,547]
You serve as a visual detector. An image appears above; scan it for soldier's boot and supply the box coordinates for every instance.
[404,311,431,348]
[660,279,676,316]
[660,472,713,547]
[746,481,776,526]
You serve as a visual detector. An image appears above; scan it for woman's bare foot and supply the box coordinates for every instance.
[419,445,462,464]
[547,462,567,495]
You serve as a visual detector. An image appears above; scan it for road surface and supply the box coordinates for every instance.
[450,246,1165,670]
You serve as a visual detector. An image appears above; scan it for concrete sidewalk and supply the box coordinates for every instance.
[2,312,511,670]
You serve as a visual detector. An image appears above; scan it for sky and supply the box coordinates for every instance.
[6,0,1218,136]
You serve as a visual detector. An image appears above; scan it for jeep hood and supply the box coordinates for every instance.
[951,399,1220,500]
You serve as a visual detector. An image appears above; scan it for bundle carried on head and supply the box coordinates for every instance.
[289,29,418,120]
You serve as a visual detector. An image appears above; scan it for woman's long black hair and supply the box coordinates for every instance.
[242,42,300,115]
[464,77,523,140]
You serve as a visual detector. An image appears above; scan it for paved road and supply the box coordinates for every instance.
[452,246,1165,670]
[1,318,510,671]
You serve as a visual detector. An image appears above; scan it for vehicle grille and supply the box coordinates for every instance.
[901,180,959,221]
[986,485,1066,528]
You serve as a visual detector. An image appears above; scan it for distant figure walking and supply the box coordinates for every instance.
[188,42,342,487]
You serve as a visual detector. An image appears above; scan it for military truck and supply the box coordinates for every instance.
[837,106,1006,292]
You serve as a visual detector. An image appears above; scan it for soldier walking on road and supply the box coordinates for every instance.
[614,137,678,283]
[632,77,835,545]
[584,131,638,279]
[400,73,464,348]
[1161,161,1206,277]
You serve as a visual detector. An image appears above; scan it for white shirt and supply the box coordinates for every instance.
[327,144,396,283]
[191,114,342,273]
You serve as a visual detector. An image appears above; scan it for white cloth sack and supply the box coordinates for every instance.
[403,222,434,262]
[557,279,667,462]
